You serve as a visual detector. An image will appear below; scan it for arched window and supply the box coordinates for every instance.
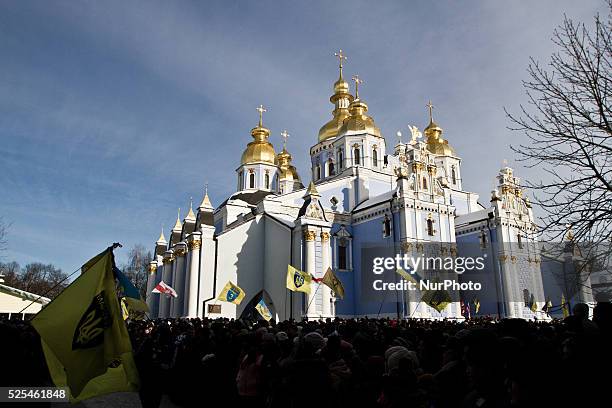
[238,171,243,189]
[328,159,335,176]
[354,147,361,165]
[338,149,344,169]
[264,173,270,189]
[315,165,321,180]
[372,149,378,167]
[422,177,428,190]
[383,215,391,237]
[426,218,434,236]
[338,239,348,270]
[249,172,255,189]
[517,233,523,249]
[451,166,457,185]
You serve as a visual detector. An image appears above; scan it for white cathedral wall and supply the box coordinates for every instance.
[262,216,293,321]
[196,226,216,318]
[211,216,265,319]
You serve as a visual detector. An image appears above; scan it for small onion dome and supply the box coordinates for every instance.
[277,148,302,182]
[333,76,350,94]
[241,125,277,165]
[339,97,382,137]
[424,120,443,139]
[424,120,454,156]
[318,70,354,142]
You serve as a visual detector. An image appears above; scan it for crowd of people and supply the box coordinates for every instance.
[2,302,612,408]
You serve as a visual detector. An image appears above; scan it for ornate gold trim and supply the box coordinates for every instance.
[304,230,317,241]
[163,255,175,265]
[148,264,157,274]
[320,232,330,242]
[175,247,187,257]
[188,240,202,250]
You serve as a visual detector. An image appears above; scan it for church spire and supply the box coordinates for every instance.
[335,49,347,82]
[172,208,183,232]
[156,226,167,244]
[318,49,354,142]
[198,184,214,211]
[185,197,196,222]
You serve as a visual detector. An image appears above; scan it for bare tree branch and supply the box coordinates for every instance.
[507,2,612,261]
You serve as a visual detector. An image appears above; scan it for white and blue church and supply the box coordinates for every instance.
[145,53,592,321]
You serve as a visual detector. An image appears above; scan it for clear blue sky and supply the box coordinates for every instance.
[0,0,604,273]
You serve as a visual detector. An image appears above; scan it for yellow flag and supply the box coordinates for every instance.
[473,298,481,314]
[561,294,570,318]
[286,265,312,294]
[321,267,345,299]
[217,281,246,305]
[255,298,273,321]
[120,298,129,320]
[529,294,538,312]
[31,248,139,402]
[396,268,418,284]
[421,279,452,313]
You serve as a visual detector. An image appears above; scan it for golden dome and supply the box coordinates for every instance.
[334,77,350,94]
[424,101,454,156]
[241,107,277,165]
[318,51,354,142]
[424,120,443,139]
[338,95,382,137]
[241,139,277,165]
[277,148,302,182]
[319,111,350,142]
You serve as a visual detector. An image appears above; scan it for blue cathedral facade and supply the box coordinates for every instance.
[146,53,593,321]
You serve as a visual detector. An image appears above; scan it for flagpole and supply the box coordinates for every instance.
[18,243,122,315]
[305,282,323,317]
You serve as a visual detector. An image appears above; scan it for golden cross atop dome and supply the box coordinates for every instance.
[352,75,363,99]
[280,129,290,150]
[256,104,267,127]
[204,182,208,196]
[426,100,434,122]
[334,49,347,69]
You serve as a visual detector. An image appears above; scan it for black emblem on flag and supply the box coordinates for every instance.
[72,292,110,350]
[294,273,304,288]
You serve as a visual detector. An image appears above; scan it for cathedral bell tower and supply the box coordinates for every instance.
[237,105,279,193]
[311,50,386,183]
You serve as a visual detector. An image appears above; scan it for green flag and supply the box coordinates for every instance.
[31,248,139,402]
